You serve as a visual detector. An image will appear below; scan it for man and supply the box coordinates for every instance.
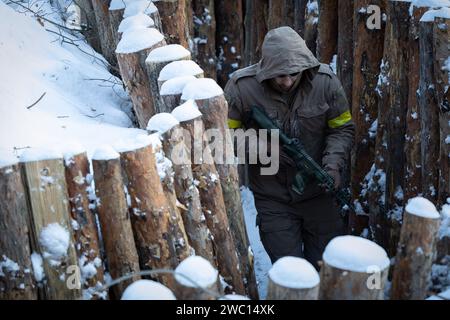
[224,26,354,270]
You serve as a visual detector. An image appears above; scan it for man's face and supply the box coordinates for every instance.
[272,72,301,93]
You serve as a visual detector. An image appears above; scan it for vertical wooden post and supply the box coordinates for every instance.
[20,150,82,300]
[181,78,258,298]
[160,75,197,111]
[243,0,268,66]
[304,0,318,54]
[116,28,166,129]
[316,0,338,64]
[92,146,141,298]
[337,0,354,108]
[153,0,189,47]
[75,0,102,53]
[91,0,117,67]
[108,1,125,48]
[63,151,105,298]
[391,198,441,300]
[266,257,320,300]
[0,161,37,300]
[145,44,191,114]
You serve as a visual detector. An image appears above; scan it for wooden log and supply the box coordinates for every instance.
[337,0,354,108]
[116,135,190,290]
[215,0,244,87]
[267,0,296,30]
[419,18,440,201]
[157,60,204,90]
[20,150,81,300]
[304,0,318,53]
[0,161,37,300]
[108,0,125,48]
[160,75,197,111]
[391,198,441,300]
[116,28,166,129]
[316,0,338,64]
[145,44,191,114]
[319,236,390,300]
[178,114,246,295]
[123,0,163,33]
[181,78,258,298]
[63,151,105,298]
[75,0,102,53]
[92,146,141,298]
[153,0,189,47]
[153,108,216,266]
[243,0,268,66]
[91,0,117,67]
[174,256,220,300]
[266,257,320,300]
[192,0,217,79]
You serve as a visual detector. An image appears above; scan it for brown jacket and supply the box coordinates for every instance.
[224,26,355,204]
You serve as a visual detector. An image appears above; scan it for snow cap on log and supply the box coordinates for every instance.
[174,256,218,288]
[268,256,320,289]
[121,280,176,300]
[58,141,86,164]
[19,147,62,163]
[160,76,197,96]
[158,60,203,82]
[116,28,164,54]
[118,13,155,34]
[181,78,224,101]
[420,7,450,21]
[0,152,19,168]
[171,100,202,122]
[219,294,250,300]
[146,44,191,63]
[405,197,440,219]
[123,0,158,18]
[411,0,450,10]
[109,0,127,10]
[92,145,120,160]
[147,113,180,134]
[114,134,154,153]
[323,236,390,273]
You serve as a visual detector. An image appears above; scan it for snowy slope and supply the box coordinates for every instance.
[0,1,145,162]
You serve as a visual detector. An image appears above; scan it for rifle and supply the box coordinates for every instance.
[250,106,354,217]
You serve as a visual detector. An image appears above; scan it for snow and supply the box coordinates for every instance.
[0,255,20,277]
[114,134,153,153]
[116,28,164,54]
[174,256,218,288]
[269,257,320,289]
[92,145,120,161]
[0,153,19,168]
[118,13,155,34]
[19,147,62,163]
[160,76,197,96]
[420,7,450,21]
[147,113,180,134]
[405,197,440,219]
[60,141,86,165]
[146,44,191,63]
[0,1,145,164]
[412,0,450,9]
[123,0,158,18]
[30,252,44,282]
[440,205,450,239]
[158,60,204,82]
[39,223,70,267]
[323,236,390,273]
[219,294,250,300]
[171,100,202,122]
[121,280,176,300]
[109,0,127,10]
[181,78,224,101]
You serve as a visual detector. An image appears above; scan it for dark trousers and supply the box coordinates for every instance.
[255,193,345,270]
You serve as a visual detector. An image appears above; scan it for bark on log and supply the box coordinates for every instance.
[316,0,338,64]
[92,153,141,298]
[108,4,124,49]
[116,30,166,129]
[337,0,354,108]
[145,45,191,114]
[154,0,189,47]
[391,201,441,300]
[267,0,296,30]
[21,156,81,300]
[63,152,104,297]
[160,125,216,266]
[91,0,117,67]
[243,0,268,66]
[192,0,217,79]
[0,163,37,300]
[75,0,102,53]
[118,141,190,290]
[215,0,244,87]
[179,116,246,295]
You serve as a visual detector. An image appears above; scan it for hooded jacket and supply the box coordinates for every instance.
[225,26,355,204]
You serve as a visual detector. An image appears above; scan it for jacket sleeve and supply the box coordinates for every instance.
[224,79,244,129]
[322,77,355,172]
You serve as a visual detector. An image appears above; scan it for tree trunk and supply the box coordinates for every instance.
[154,0,189,47]
[267,0,296,30]
[179,116,246,295]
[92,155,141,298]
[316,0,338,64]
[75,0,102,53]
[21,157,81,300]
[337,0,354,108]
[215,0,244,87]
[116,32,166,128]
[192,0,217,79]
[161,125,216,267]
[0,163,37,300]
[91,0,117,67]
[243,0,268,66]
[391,204,441,300]
[64,152,105,298]
[304,0,318,54]
[108,5,124,49]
